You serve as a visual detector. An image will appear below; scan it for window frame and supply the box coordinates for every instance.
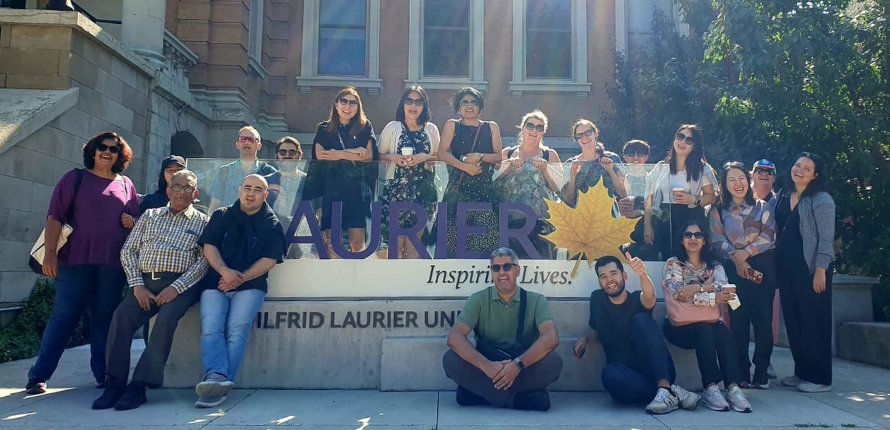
[406,0,487,91]
[615,0,688,53]
[509,0,590,98]
[248,0,268,79]
[297,0,383,95]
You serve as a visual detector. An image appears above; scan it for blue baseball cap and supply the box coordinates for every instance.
[752,159,775,170]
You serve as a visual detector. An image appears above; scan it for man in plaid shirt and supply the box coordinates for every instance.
[93,169,210,411]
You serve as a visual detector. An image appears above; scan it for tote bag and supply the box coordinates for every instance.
[28,169,84,274]
[661,261,720,326]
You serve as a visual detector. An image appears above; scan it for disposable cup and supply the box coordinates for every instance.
[400,147,415,156]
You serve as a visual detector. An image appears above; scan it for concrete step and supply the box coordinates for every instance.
[380,335,703,392]
[837,322,890,369]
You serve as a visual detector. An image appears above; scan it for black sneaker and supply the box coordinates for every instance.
[25,379,46,395]
[455,386,488,406]
[114,381,147,410]
[750,372,770,389]
[513,391,551,411]
[92,378,126,410]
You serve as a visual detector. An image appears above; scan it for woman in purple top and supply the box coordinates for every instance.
[26,131,141,395]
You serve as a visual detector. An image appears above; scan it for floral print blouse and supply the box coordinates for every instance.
[664,257,728,307]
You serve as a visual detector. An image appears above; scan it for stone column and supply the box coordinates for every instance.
[121,0,166,67]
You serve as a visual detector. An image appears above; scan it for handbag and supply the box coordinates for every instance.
[661,261,720,326]
[29,169,84,274]
[475,288,527,361]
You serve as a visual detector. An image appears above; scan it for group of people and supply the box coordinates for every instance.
[25,132,286,410]
[22,84,835,415]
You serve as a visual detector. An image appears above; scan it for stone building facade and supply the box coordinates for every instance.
[0,0,681,310]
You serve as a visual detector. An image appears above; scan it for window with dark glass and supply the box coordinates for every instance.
[318,0,367,76]
[422,0,470,77]
[525,0,572,79]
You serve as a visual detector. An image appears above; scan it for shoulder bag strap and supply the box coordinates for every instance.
[513,288,527,352]
[455,121,485,193]
[64,168,84,223]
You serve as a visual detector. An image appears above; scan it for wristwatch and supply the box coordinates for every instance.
[694,197,701,206]
[513,357,525,371]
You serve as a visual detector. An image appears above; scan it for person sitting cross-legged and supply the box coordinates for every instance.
[573,254,700,414]
[93,170,209,410]
[442,247,563,411]
[193,174,286,408]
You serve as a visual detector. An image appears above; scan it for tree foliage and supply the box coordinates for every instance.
[603,0,890,319]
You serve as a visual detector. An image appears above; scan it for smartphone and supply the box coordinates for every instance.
[747,267,763,284]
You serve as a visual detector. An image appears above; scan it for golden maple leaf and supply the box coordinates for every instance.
[542,177,638,277]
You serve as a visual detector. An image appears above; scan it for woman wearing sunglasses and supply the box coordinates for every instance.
[662,220,752,413]
[437,87,503,257]
[562,119,628,207]
[312,87,377,257]
[26,131,141,395]
[494,110,563,259]
[644,124,718,260]
[774,153,835,393]
[377,85,440,259]
[709,162,777,390]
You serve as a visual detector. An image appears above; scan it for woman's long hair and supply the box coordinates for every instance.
[666,124,705,181]
[323,86,369,137]
[718,161,755,211]
[82,131,133,174]
[395,85,431,125]
[674,219,718,269]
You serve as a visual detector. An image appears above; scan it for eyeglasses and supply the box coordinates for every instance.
[683,231,705,239]
[624,151,648,158]
[459,99,479,107]
[169,184,196,194]
[753,168,775,176]
[675,133,695,144]
[278,149,300,157]
[338,98,359,107]
[97,143,121,154]
[491,263,516,273]
[524,122,545,133]
[404,97,424,106]
[238,136,259,144]
[574,129,595,140]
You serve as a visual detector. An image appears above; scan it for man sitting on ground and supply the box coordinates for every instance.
[93,170,209,410]
[443,247,562,411]
[573,254,700,414]
[193,174,286,408]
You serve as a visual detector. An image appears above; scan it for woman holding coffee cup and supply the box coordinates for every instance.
[774,153,835,393]
[644,124,718,260]
[378,85,440,259]
[663,220,752,413]
[709,162,778,390]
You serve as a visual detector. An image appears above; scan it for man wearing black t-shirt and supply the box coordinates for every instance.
[573,254,699,414]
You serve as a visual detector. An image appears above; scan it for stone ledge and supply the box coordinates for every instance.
[0,87,78,157]
[837,322,890,369]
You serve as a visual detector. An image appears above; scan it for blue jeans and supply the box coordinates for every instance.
[602,313,677,404]
[200,288,266,381]
[29,264,125,383]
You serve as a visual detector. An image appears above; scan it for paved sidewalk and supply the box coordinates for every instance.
[1,343,887,429]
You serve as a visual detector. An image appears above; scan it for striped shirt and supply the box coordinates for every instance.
[121,204,210,293]
[709,199,777,260]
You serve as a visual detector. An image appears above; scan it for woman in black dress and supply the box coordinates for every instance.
[437,87,503,257]
[313,87,377,257]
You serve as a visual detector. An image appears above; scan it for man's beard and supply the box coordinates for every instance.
[604,280,626,298]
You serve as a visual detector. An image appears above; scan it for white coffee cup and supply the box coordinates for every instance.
[400,147,415,156]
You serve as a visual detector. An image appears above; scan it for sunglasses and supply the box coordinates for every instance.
[278,149,300,157]
[338,98,359,107]
[404,97,424,106]
[97,143,121,154]
[169,184,196,194]
[624,151,648,158]
[753,168,775,176]
[524,122,545,133]
[459,99,479,107]
[491,263,516,273]
[683,231,705,239]
[574,129,595,141]
[675,133,695,144]
[238,136,259,144]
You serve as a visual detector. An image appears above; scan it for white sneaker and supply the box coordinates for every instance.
[798,382,831,393]
[701,385,730,411]
[726,386,752,413]
[781,375,802,387]
[645,387,679,414]
[671,384,700,410]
